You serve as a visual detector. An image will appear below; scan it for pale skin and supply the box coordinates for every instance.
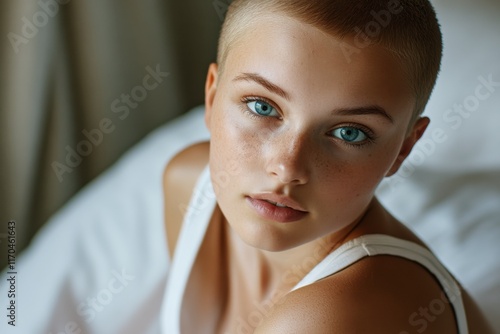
[164,13,492,334]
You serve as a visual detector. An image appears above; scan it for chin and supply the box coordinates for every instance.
[228,218,308,252]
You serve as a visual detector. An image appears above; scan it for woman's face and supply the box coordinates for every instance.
[205,13,427,252]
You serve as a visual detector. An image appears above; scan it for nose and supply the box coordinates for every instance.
[265,132,310,185]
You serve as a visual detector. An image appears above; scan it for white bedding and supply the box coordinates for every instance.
[0,108,210,334]
[2,0,499,333]
[1,104,498,333]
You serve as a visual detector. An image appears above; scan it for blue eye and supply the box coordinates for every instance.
[247,100,279,117]
[332,127,368,143]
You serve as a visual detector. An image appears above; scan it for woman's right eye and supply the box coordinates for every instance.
[246,100,279,117]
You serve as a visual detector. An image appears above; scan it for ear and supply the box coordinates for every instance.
[204,63,219,132]
[386,117,430,177]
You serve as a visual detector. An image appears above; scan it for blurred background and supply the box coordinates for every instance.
[0,0,226,268]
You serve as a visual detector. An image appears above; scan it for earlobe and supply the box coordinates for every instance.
[386,117,430,177]
[204,63,219,132]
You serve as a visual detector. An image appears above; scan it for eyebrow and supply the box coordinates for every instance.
[233,72,291,101]
[233,72,394,124]
[333,106,394,124]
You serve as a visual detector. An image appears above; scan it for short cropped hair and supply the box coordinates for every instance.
[217,0,443,124]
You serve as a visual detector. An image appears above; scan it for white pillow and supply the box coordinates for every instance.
[0,107,209,334]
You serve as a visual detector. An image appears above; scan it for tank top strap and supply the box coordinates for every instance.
[291,234,468,334]
[160,164,216,333]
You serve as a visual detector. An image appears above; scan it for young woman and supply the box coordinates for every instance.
[160,1,493,333]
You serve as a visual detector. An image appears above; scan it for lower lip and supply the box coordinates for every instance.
[245,197,308,223]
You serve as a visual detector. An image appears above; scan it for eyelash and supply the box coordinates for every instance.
[240,96,280,120]
[239,96,377,148]
[333,123,376,148]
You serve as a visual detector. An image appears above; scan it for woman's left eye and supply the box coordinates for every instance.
[331,127,368,143]
[247,100,279,117]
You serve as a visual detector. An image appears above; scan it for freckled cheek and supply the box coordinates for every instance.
[313,158,386,206]
[209,107,264,195]
[212,109,265,164]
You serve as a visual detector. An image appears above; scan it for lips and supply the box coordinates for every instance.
[246,193,308,223]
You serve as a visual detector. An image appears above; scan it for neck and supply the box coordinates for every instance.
[227,198,380,300]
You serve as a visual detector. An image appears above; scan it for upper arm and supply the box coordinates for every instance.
[255,256,459,334]
[461,288,495,333]
[163,141,210,260]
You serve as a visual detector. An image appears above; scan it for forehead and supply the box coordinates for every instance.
[221,13,415,122]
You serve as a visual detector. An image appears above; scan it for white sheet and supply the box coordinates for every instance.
[2,106,499,333]
[1,108,209,334]
[2,105,498,333]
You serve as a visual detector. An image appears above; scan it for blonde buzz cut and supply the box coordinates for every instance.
[217,0,443,124]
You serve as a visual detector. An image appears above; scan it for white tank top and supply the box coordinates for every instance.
[160,166,468,333]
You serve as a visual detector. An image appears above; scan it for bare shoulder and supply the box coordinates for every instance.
[163,141,210,259]
[255,255,460,334]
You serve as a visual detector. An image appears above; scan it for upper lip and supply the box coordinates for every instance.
[248,193,308,212]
